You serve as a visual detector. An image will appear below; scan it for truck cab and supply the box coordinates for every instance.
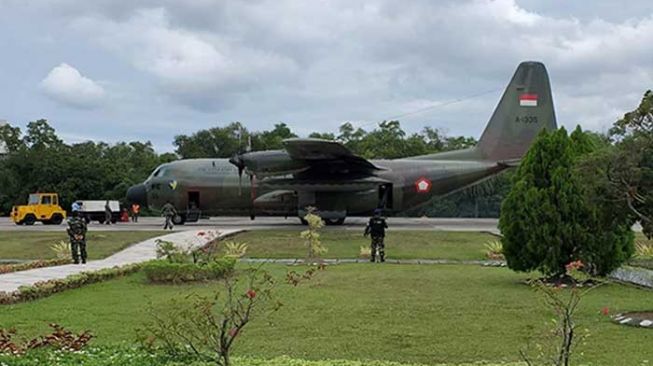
[11,193,67,225]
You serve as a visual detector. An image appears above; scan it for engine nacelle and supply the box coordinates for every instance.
[241,151,309,177]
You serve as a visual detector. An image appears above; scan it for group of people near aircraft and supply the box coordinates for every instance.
[65,205,390,265]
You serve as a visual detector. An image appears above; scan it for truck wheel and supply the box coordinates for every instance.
[24,215,36,226]
[50,214,63,225]
[299,218,308,225]
[97,218,105,224]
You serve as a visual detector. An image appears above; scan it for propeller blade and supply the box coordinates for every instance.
[249,173,256,220]
[228,154,245,197]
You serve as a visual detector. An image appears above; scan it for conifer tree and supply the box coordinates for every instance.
[501,126,634,276]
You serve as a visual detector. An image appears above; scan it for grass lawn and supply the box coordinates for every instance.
[1,264,651,365]
[0,231,164,260]
[228,230,496,260]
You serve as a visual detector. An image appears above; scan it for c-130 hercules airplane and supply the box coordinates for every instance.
[127,61,557,225]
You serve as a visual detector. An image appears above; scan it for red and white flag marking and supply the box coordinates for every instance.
[519,93,538,107]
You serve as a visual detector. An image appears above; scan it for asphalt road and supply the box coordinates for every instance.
[0,216,502,234]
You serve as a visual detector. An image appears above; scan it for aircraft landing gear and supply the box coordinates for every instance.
[172,214,186,225]
[325,218,346,226]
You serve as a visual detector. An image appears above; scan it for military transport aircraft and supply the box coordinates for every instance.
[127,61,557,225]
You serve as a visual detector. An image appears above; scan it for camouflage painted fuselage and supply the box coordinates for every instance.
[142,156,506,217]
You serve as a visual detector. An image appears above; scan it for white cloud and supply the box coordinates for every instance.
[40,63,106,109]
[2,0,653,147]
[72,8,299,110]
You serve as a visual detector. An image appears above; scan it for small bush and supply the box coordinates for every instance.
[50,240,72,260]
[0,324,92,356]
[155,239,188,263]
[0,264,141,305]
[143,258,235,284]
[635,239,653,259]
[484,240,504,260]
[359,245,371,258]
[224,241,248,258]
[0,259,71,275]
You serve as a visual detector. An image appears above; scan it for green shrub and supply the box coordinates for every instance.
[0,258,71,275]
[635,239,653,259]
[143,258,235,284]
[483,240,504,260]
[0,264,141,305]
[224,241,248,258]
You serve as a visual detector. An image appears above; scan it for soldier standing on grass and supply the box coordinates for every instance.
[104,200,112,225]
[67,210,88,264]
[161,201,177,230]
[364,209,388,263]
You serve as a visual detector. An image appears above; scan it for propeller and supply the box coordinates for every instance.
[230,127,256,219]
[228,154,245,196]
[229,127,253,197]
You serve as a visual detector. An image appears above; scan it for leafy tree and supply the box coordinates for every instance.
[252,123,297,150]
[606,90,653,237]
[308,132,335,140]
[174,122,248,159]
[0,120,174,214]
[0,123,24,152]
[500,127,617,276]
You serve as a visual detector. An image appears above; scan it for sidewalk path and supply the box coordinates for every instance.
[0,229,242,293]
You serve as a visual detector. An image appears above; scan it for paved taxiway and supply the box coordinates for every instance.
[1,217,644,235]
[0,217,502,234]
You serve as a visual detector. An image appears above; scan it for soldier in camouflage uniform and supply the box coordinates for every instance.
[67,211,88,264]
[364,209,388,263]
[161,201,177,230]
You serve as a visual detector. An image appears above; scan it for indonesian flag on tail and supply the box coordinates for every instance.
[519,93,538,107]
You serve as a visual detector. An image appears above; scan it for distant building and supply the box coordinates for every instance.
[0,120,8,155]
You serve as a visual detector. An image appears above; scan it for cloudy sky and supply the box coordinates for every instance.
[1,0,652,152]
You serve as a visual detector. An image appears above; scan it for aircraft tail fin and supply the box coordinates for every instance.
[476,61,557,161]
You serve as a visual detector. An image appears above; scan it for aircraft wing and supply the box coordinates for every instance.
[282,138,384,173]
[233,138,384,177]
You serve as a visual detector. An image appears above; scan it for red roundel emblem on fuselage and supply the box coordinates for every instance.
[415,177,432,193]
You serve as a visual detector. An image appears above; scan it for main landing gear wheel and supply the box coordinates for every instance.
[325,218,346,226]
[172,214,186,225]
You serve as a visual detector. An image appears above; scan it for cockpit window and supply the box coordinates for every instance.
[149,164,169,179]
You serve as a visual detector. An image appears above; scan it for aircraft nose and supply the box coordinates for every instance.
[127,183,148,206]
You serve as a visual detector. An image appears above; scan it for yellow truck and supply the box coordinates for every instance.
[11,193,67,225]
